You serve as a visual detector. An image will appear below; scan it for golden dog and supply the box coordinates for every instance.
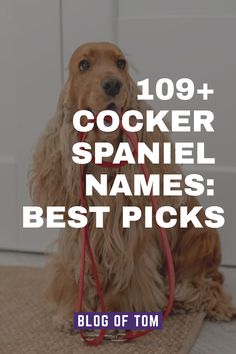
[30,42,235,331]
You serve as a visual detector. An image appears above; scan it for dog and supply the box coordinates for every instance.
[29,42,235,331]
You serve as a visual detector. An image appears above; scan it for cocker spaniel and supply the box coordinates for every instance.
[29,42,235,331]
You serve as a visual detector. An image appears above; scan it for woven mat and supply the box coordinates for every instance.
[0,266,205,354]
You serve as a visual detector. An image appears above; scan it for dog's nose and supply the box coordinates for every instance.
[101,77,122,97]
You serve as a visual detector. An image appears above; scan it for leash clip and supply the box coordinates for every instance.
[80,331,127,342]
[110,332,127,343]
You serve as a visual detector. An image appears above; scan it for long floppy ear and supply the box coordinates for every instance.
[29,83,69,209]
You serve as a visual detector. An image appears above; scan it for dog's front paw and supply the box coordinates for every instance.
[207,303,236,321]
[52,314,75,334]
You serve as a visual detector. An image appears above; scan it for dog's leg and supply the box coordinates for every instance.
[173,196,236,320]
[45,255,78,332]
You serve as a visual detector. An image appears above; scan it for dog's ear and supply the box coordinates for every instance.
[29,83,69,209]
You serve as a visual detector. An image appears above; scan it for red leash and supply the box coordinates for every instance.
[76,113,175,345]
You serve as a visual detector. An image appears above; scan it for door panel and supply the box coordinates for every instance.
[0,0,62,251]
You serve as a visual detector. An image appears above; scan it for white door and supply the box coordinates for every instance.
[0,0,62,251]
[117,0,236,265]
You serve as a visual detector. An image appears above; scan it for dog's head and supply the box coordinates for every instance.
[66,42,139,144]
[68,42,135,115]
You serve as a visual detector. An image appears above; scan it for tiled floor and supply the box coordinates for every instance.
[1,251,236,353]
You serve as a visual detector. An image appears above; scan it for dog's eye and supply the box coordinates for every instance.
[117,59,126,70]
[79,59,90,71]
